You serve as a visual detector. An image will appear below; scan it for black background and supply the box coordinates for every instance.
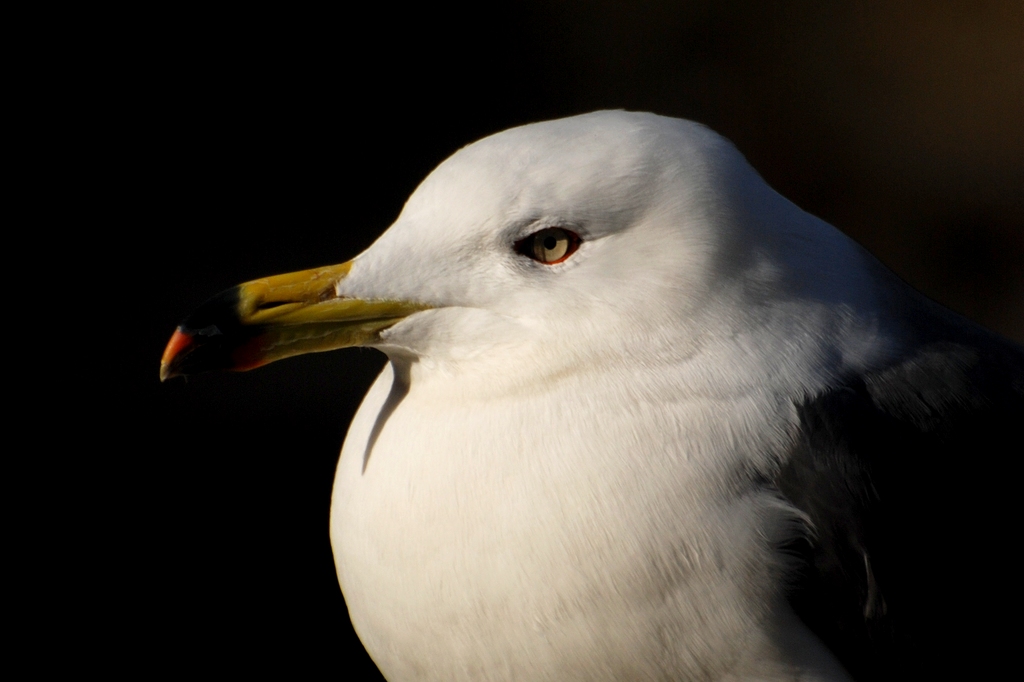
[55,2,1021,677]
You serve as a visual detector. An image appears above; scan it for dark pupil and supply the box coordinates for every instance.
[543,235,558,250]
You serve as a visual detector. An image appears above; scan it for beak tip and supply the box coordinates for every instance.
[160,328,194,382]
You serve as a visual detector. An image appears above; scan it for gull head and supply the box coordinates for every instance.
[161,111,864,386]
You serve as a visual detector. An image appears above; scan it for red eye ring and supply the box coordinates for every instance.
[515,227,582,265]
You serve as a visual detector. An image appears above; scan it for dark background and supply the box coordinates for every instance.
[62,1,1022,677]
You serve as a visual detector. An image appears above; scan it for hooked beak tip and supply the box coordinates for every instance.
[160,328,193,381]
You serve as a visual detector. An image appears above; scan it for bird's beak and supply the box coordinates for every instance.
[160,260,429,381]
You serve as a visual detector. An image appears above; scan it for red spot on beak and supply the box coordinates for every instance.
[161,328,194,367]
[230,335,270,372]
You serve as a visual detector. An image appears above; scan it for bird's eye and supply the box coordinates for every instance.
[515,227,581,265]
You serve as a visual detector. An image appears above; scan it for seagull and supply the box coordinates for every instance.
[161,111,1023,681]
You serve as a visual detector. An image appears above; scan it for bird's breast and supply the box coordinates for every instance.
[329,361,808,680]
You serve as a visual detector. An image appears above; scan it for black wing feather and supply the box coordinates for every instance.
[779,308,1024,680]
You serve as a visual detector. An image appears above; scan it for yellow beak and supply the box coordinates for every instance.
[160,260,429,380]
